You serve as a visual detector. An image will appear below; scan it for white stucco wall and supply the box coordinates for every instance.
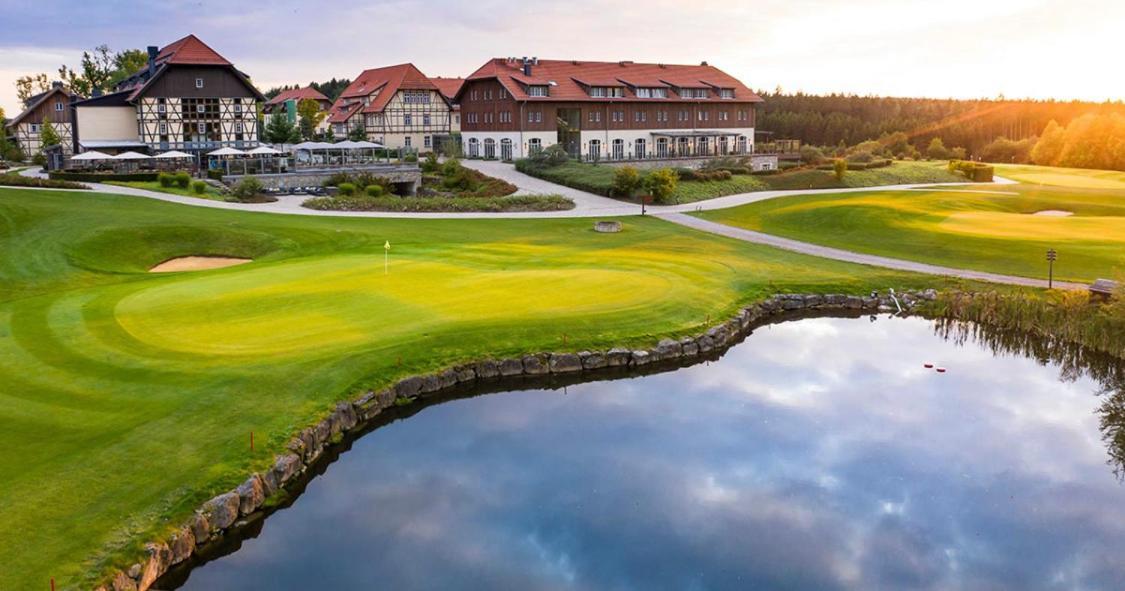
[76,106,138,142]
[463,127,754,160]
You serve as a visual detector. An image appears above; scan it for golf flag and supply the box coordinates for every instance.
[384,240,391,251]
[384,241,390,275]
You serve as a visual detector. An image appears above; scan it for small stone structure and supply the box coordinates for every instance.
[594,221,622,233]
[107,289,940,591]
[225,165,422,195]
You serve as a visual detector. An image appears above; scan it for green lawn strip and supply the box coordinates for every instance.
[302,193,575,212]
[695,176,1125,283]
[516,159,966,204]
[103,180,226,200]
[0,186,980,589]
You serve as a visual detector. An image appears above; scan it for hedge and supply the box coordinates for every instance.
[2,174,89,190]
[49,171,160,183]
[948,160,994,182]
[303,194,574,213]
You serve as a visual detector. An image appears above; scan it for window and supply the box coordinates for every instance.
[404,136,412,148]
[197,122,206,133]
[423,114,431,126]
[424,135,431,148]
[157,103,166,114]
[467,113,478,124]
[500,138,512,160]
[235,122,243,133]
[680,88,708,99]
[484,89,492,100]
[589,111,601,123]
[499,111,511,123]
[54,101,63,112]
[535,112,542,123]
[634,87,668,99]
[611,138,624,160]
[528,111,542,123]
[528,85,548,97]
[468,137,479,157]
[720,88,735,99]
[404,114,413,125]
[589,139,601,158]
[678,110,688,122]
[698,110,709,122]
[719,111,729,121]
[234,102,242,114]
[470,89,479,101]
[634,111,646,123]
[635,138,646,158]
[454,114,460,124]
[612,110,624,123]
[197,104,206,114]
[195,78,204,89]
[737,136,748,154]
[590,87,606,98]
[159,123,167,134]
[499,88,509,99]
[30,123,40,132]
[403,90,431,104]
[528,138,542,154]
[484,112,493,124]
[483,138,495,159]
[656,137,669,157]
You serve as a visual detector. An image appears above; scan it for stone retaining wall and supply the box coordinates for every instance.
[100,289,937,591]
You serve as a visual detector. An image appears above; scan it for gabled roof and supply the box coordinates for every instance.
[267,86,330,106]
[327,100,363,125]
[155,34,231,66]
[428,77,465,101]
[6,86,73,128]
[335,64,441,114]
[458,58,763,103]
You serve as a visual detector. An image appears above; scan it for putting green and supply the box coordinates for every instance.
[695,167,1125,283]
[1,187,952,589]
[995,163,1125,190]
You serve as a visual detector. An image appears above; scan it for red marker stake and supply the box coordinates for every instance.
[51,578,55,591]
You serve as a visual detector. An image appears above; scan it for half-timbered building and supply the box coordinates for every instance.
[327,64,453,151]
[429,77,465,134]
[455,58,763,161]
[5,83,77,156]
[72,35,264,156]
[262,86,332,135]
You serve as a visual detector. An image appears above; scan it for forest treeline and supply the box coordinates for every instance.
[757,92,1125,170]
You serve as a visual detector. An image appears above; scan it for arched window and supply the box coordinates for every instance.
[468,138,479,158]
[483,138,496,159]
[528,138,542,155]
[611,138,625,160]
[634,138,647,159]
[500,138,513,161]
[589,139,601,160]
[719,136,729,155]
[696,136,710,155]
[677,136,690,156]
[737,136,748,154]
[656,137,669,158]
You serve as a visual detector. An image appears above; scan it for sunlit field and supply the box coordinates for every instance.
[695,166,1125,283]
[0,187,958,589]
[994,163,1125,190]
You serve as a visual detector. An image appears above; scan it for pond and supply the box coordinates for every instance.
[164,315,1125,590]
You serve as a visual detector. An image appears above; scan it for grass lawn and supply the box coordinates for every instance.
[695,170,1125,283]
[104,179,226,200]
[517,159,966,204]
[993,163,1125,190]
[0,186,970,589]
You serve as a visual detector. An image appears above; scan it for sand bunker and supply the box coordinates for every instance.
[150,256,252,273]
[1031,210,1074,217]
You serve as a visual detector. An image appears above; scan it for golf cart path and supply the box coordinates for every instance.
[14,163,1073,290]
[657,212,1084,290]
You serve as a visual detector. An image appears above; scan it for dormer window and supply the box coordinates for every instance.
[720,88,735,99]
[634,88,668,99]
[589,86,624,98]
[528,85,549,97]
[680,88,709,99]
[195,78,204,89]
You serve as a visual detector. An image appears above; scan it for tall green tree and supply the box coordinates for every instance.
[1031,120,1066,166]
[297,99,326,141]
[39,117,61,149]
[58,45,146,96]
[347,124,366,141]
[926,137,950,160]
[263,111,298,144]
[15,74,50,103]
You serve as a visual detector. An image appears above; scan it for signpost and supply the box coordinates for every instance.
[1046,248,1057,289]
[384,240,391,275]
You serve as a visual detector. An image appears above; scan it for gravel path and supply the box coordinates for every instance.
[657,213,1083,290]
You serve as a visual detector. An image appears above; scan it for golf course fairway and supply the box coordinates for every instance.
[0,186,960,589]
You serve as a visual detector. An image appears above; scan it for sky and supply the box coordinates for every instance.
[1,0,1122,115]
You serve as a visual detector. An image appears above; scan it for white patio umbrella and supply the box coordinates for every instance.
[113,151,152,160]
[246,146,283,155]
[206,147,246,157]
[70,150,113,161]
[154,150,194,159]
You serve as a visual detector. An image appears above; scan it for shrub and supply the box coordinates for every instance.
[231,176,264,201]
[949,160,994,182]
[174,171,191,189]
[926,137,951,160]
[612,166,642,198]
[833,158,847,181]
[207,169,224,181]
[0,174,88,190]
[799,145,825,164]
[404,153,418,163]
[50,171,160,183]
[676,168,733,182]
[191,180,207,195]
[441,157,462,177]
[304,194,574,213]
[421,152,440,173]
[157,173,175,187]
[645,168,679,204]
[337,182,357,196]
[527,144,569,167]
[365,184,384,197]
[846,150,874,163]
[32,153,47,167]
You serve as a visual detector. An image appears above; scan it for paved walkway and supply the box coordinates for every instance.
[658,213,1084,290]
[12,163,1071,289]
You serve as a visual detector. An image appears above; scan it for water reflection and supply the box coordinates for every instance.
[169,316,1125,590]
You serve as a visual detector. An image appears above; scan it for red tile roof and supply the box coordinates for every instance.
[156,34,231,66]
[328,64,445,124]
[267,86,330,106]
[461,58,763,103]
[428,77,465,100]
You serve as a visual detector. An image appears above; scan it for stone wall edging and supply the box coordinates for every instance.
[98,288,937,591]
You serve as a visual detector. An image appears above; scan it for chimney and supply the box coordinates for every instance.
[522,57,532,77]
[51,81,63,89]
[700,61,709,66]
[532,57,538,65]
[147,45,158,78]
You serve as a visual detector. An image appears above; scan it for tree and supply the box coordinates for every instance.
[833,158,847,181]
[645,168,679,204]
[297,99,326,141]
[612,166,642,199]
[15,74,50,103]
[1031,120,1066,166]
[347,124,366,141]
[58,45,146,96]
[323,125,336,142]
[263,111,298,144]
[110,49,149,87]
[950,146,967,160]
[926,137,951,160]
[39,117,61,149]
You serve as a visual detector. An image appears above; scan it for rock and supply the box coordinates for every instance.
[499,358,524,376]
[286,436,307,462]
[632,350,652,366]
[680,337,699,357]
[138,542,173,590]
[313,420,330,448]
[804,294,824,307]
[455,366,477,383]
[375,389,396,409]
[190,511,210,545]
[697,335,715,353]
[202,492,241,531]
[168,526,196,565]
[111,571,138,591]
[606,348,632,367]
[549,353,583,373]
[581,351,607,370]
[521,354,547,375]
[655,338,682,360]
[922,288,938,301]
[127,564,142,579]
[236,474,265,515]
[334,402,357,432]
[781,297,805,310]
[438,369,458,389]
[861,296,878,309]
[271,453,302,487]
[419,374,441,394]
[845,296,864,309]
[475,359,500,379]
[394,376,424,398]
